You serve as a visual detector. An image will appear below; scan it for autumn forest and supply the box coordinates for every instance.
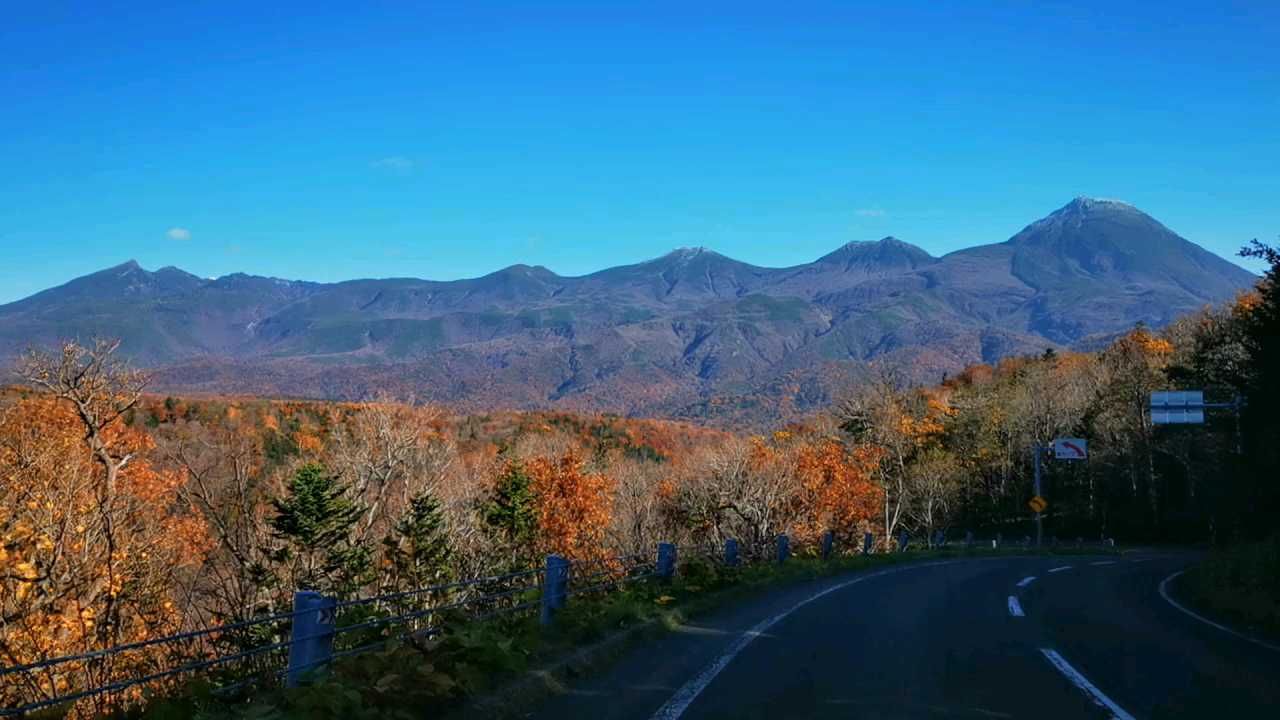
[2,242,1278,717]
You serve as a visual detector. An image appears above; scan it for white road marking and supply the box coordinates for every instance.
[648,558,973,720]
[1090,561,1117,566]
[1129,558,1150,563]
[1159,571,1280,653]
[1008,596,1025,617]
[1048,565,1072,573]
[1039,648,1136,720]
[1016,575,1037,588]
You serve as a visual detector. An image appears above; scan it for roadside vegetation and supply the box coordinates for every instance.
[1180,536,1280,641]
[1174,240,1280,640]
[1,242,1275,717]
[133,544,1110,720]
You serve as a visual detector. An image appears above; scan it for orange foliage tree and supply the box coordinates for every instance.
[837,375,955,545]
[1096,325,1176,521]
[2,341,209,716]
[790,439,884,546]
[525,450,614,562]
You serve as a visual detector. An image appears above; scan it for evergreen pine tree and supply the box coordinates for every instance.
[383,492,452,591]
[270,463,369,594]
[482,461,538,566]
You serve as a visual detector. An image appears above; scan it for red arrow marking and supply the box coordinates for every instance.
[1063,441,1084,457]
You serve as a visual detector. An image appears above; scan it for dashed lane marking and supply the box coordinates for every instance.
[649,557,1035,720]
[1040,648,1136,720]
[1008,596,1025,617]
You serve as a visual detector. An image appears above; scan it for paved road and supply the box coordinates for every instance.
[522,553,1280,720]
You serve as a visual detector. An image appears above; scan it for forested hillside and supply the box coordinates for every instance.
[0,199,1256,426]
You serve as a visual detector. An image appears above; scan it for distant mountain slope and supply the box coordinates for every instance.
[0,199,1256,425]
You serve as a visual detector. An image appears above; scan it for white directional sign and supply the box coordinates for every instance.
[1052,438,1088,460]
[1151,391,1205,425]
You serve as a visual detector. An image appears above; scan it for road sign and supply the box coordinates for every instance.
[1151,391,1205,425]
[1052,438,1088,460]
[1028,495,1048,513]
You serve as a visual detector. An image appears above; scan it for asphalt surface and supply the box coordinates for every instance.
[524,553,1280,720]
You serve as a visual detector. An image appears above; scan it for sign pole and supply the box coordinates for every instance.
[1033,443,1043,548]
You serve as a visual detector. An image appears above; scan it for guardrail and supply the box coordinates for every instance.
[0,566,543,717]
[2,529,1105,716]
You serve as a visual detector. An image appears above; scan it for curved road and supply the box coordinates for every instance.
[522,553,1280,719]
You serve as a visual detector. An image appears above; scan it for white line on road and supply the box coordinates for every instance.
[1090,561,1117,566]
[1039,648,1136,720]
[648,559,970,720]
[1158,571,1280,653]
[1016,576,1037,588]
[1048,565,1072,573]
[1008,596,1025,617]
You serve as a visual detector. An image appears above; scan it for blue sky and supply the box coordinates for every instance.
[2,0,1277,303]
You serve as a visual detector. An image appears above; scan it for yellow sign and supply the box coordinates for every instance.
[1028,496,1048,513]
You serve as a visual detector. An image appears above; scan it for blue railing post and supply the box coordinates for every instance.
[541,555,569,625]
[863,531,874,555]
[965,530,974,549]
[656,542,677,580]
[286,591,336,687]
[724,538,739,567]
[897,531,909,553]
[776,534,790,563]
[821,531,833,560]
[994,532,1002,549]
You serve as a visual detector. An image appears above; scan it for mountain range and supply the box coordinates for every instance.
[0,198,1257,426]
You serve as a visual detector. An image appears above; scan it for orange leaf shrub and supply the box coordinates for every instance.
[791,439,884,546]
[526,450,615,562]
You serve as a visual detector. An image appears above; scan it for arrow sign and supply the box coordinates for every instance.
[1052,438,1087,460]
[1029,495,1048,513]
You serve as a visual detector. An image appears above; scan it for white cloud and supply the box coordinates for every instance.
[855,208,886,218]
[167,227,192,241]
[370,156,415,174]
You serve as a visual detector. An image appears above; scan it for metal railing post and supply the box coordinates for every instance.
[541,555,569,625]
[657,542,677,580]
[897,531,909,553]
[821,531,833,560]
[776,534,790,563]
[724,538,739,567]
[863,532,874,555]
[286,591,336,687]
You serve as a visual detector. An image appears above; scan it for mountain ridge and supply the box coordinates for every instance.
[0,199,1257,426]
